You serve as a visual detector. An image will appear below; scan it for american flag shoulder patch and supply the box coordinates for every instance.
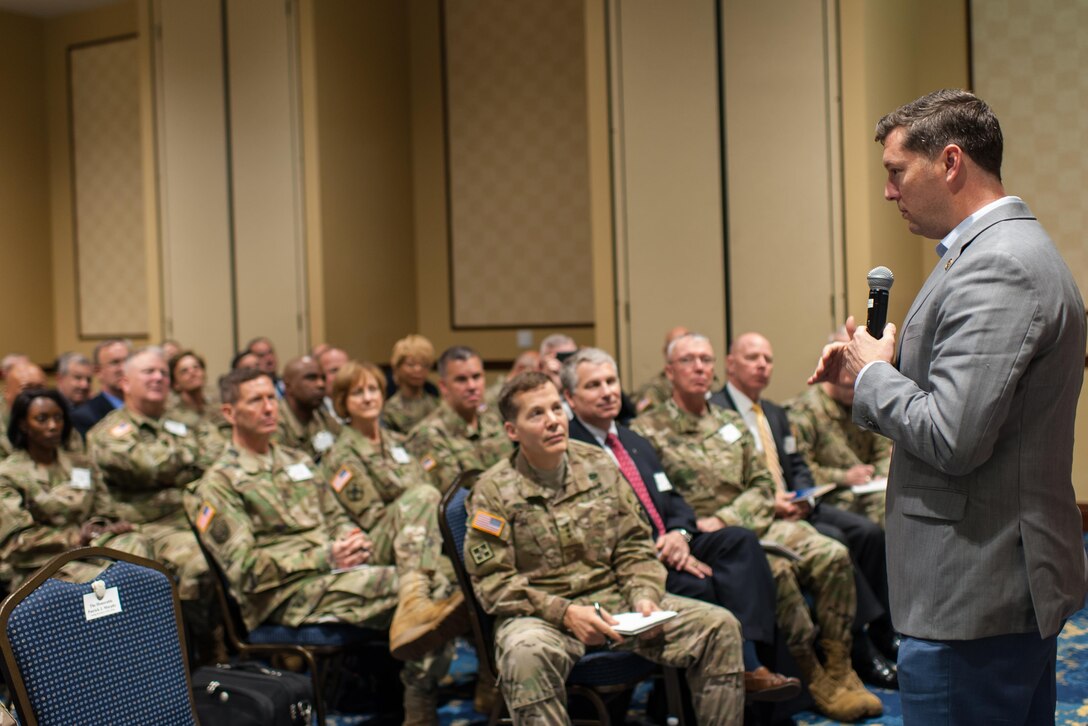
[331,466,353,493]
[421,456,437,472]
[195,502,216,533]
[110,421,133,438]
[471,510,506,537]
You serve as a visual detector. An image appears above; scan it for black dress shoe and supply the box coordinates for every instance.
[853,637,899,690]
[870,627,901,661]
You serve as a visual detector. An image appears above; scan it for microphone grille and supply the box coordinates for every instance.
[867,266,894,291]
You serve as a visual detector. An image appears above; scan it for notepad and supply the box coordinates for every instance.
[851,477,888,496]
[610,610,678,636]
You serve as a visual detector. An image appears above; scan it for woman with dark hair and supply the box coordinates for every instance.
[0,388,152,588]
[167,350,216,427]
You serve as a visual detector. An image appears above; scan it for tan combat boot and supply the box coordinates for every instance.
[821,638,884,718]
[791,646,868,722]
[389,571,469,661]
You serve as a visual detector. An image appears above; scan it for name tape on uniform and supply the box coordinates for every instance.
[70,468,92,490]
[718,423,742,444]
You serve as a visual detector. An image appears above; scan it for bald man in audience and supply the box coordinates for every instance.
[0,362,47,459]
[274,356,341,462]
[73,339,131,436]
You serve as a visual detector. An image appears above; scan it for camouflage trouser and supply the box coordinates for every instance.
[369,483,456,594]
[823,489,886,528]
[50,530,156,588]
[142,514,210,601]
[494,594,744,725]
[280,566,450,704]
[762,519,855,656]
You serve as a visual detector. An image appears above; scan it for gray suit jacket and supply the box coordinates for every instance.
[854,198,1087,640]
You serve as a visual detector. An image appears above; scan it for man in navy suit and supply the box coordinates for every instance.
[561,347,800,701]
[712,332,897,688]
[71,339,131,437]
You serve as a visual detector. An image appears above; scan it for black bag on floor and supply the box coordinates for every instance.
[192,662,314,726]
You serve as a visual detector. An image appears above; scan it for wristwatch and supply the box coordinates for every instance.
[673,528,693,544]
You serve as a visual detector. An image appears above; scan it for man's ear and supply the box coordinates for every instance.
[221,402,235,427]
[503,420,520,444]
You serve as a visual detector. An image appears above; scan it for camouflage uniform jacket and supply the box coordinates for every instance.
[631,399,776,536]
[0,449,120,578]
[165,392,220,430]
[785,386,892,485]
[633,370,672,415]
[87,407,220,524]
[465,441,666,628]
[382,390,439,435]
[406,401,512,491]
[275,399,341,461]
[187,442,357,630]
[319,425,430,532]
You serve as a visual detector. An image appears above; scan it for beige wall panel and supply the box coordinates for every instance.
[444,0,594,328]
[305,0,417,363]
[970,0,1088,498]
[45,1,152,360]
[153,0,234,376]
[70,36,147,338]
[0,13,54,364]
[409,0,594,364]
[610,0,727,388]
[227,0,308,363]
[721,0,840,402]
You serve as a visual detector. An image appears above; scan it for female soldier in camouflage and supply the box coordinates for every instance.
[382,334,439,434]
[0,388,152,589]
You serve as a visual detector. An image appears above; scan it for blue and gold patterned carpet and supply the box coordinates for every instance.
[329,535,1088,725]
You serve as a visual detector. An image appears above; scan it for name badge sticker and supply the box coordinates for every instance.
[653,472,673,492]
[312,431,335,453]
[718,424,742,444]
[70,468,93,490]
[163,420,188,437]
[783,435,797,455]
[83,584,122,621]
[287,463,313,482]
[391,446,411,464]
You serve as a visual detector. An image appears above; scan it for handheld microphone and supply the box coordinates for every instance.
[866,266,894,338]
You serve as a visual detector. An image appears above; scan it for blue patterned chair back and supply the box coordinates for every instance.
[0,547,197,726]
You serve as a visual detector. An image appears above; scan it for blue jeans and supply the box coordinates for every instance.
[898,630,1058,725]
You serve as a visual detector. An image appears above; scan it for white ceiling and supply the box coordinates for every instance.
[0,0,124,19]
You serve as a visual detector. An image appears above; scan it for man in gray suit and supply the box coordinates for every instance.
[811,89,1087,723]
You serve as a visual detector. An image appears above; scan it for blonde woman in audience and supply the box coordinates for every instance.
[0,388,152,589]
[383,334,439,434]
[167,350,217,428]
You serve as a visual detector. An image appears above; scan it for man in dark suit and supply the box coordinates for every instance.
[812,90,1087,724]
[72,339,131,437]
[561,347,800,701]
[712,332,897,688]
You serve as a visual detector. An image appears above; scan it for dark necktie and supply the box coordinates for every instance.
[605,432,667,536]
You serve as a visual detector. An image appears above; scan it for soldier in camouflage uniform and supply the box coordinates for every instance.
[633,327,721,416]
[274,356,341,462]
[189,368,464,725]
[320,361,467,661]
[467,373,744,724]
[631,333,881,722]
[86,347,221,606]
[383,334,440,435]
[787,372,890,527]
[0,361,49,460]
[407,346,512,491]
[0,388,153,589]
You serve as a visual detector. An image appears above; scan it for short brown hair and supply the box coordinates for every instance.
[498,371,554,423]
[875,89,1003,180]
[331,360,386,419]
[219,367,270,404]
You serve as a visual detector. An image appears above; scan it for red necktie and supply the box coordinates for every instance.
[605,432,667,536]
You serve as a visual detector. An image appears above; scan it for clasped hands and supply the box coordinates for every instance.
[330,528,372,569]
[808,316,897,386]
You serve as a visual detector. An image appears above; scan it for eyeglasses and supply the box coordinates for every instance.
[671,355,715,367]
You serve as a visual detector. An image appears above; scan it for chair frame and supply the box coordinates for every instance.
[439,470,685,725]
[187,518,342,725]
[0,546,199,726]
